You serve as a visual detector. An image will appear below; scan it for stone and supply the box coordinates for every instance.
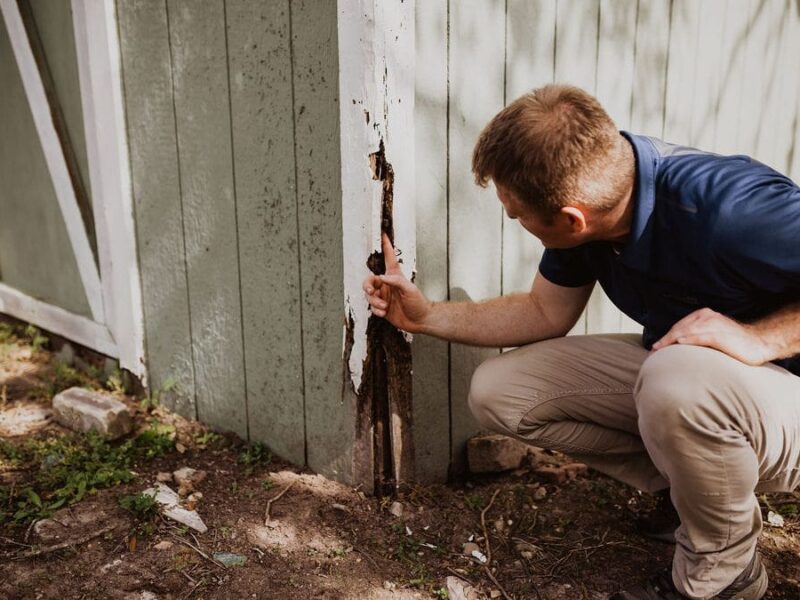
[173,467,206,487]
[389,501,404,518]
[533,463,588,485]
[156,472,172,483]
[142,483,207,533]
[213,552,247,567]
[153,540,173,551]
[54,343,75,367]
[446,576,481,600]
[0,403,52,436]
[467,433,530,473]
[34,507,114,543]
[52,387,132,440]
[533,486,547,500]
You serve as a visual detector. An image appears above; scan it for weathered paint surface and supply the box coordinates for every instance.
[292,0,348,482]
[166,0,247,438]
[116,0,196,417]
[413,0,800,478]
[0,12,91,317]
[226,0,305,465]
[338,0,415,489]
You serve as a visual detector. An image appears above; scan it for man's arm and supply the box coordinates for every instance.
[363,234,592,347]
[652,303,800,365]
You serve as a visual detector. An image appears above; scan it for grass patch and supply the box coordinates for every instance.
[238,441,271,466]
[0,421,175,526]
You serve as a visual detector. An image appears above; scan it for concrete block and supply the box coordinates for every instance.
[467,433,531,473]
[52,387,133,440]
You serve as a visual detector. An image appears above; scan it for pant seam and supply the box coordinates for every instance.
[513,387,633,436]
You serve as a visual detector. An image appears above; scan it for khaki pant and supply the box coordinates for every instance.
[468,334,800,599]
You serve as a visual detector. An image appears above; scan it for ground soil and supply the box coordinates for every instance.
[1,334,799,600]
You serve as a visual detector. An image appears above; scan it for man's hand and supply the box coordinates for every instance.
[652,308,775,365]
[362,233,433,333]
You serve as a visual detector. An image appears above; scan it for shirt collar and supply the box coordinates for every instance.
[618,131,657,272]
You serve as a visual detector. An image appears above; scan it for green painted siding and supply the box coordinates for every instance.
[116,0,345,478]
[0,12,91,317]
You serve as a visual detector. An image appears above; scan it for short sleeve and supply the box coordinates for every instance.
[538,247,596,287]
[715,175,800,296]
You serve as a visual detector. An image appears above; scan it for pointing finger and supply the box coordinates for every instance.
[382,233,400,271]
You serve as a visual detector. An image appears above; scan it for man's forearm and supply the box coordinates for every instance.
[419,292,569,347]
[748,302,800,361]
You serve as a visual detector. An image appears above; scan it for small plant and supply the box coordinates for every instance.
[261,478,275,491]
[193,430,221,449]
[433,587,448,599]
[141,377,178,411]
[464,494,484,511]
[48,363,85,396]
[105,368,126,395]
[238,441,271,466]
[24,325,48,353]
[119,491,157,518]
[132,421,175,459]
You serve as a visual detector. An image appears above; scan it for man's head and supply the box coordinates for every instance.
[472,84,633,247]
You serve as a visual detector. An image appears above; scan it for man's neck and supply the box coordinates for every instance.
[588,137,636,243]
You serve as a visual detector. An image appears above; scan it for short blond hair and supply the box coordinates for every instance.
[472,84,628,217]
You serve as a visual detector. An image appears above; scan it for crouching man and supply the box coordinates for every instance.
[363,84,800,599]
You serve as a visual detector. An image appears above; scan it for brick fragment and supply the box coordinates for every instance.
[467,433,530,473]
[52,387,132,440]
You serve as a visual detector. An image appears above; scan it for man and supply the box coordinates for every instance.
[363,84,800,599]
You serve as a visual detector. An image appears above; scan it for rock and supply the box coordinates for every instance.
[490,591,502,599]
[153,540,173,551]
[389,501,404,518]
[446,576,481,600]
[173,467,206,487]
[54,343,75,367]
[533,485,547,500]
[34,507,113,543]
[533,463,588,484]
[213,551,247,567]
[494,518,505,532]
[156,472,172,483]
[0,403,52,436]
[52,387,132,440]
[467,433,530,473]
[143,483,207,533]
[185,492,203,510]
[462,541,479,555]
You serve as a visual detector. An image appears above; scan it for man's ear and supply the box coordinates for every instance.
[559,206,588,234]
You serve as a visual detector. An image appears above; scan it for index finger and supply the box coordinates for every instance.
[381,232,399,270]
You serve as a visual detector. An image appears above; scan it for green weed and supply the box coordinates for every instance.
[238,441,271,466]
[464,494,484,511]
[119,491,158,519]
[24,325,48,353]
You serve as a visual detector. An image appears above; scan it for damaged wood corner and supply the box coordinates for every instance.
[352,139,414,498]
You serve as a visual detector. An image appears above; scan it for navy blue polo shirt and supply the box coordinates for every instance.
[539,132,800,375]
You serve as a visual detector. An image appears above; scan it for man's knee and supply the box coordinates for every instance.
[468,353,519,434]
[635,344,733,440]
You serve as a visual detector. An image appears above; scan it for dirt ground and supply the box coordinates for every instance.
[1,325,800,600]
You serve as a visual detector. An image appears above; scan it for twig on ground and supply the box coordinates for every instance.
[265,481,296,525]
[168,532,225,569]
[10,523,117,560]
[479,489,513,600]
[0,536,32,548]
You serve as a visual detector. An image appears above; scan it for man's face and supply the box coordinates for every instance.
[495,183,585,249]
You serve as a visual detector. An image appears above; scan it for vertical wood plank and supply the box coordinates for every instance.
[662,0,701,144]
[736,0,770,156]
[502,0,554,297]
[413,0,450,482]
[292,0,350,481]
[448,0,505,472]
[226,0,304,463]
[689,0,726,150]
[167,0,247,437]
[758,0,798,173]
[116,0,196,416]
[590,0,637,335]
[630,0,672,139]
[713,0,751,155]
[555,0,599,335]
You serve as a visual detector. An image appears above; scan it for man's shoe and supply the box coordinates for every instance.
[610,550,768,600]
[636,489,679,544]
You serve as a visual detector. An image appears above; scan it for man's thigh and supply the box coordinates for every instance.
[468,333,649,442]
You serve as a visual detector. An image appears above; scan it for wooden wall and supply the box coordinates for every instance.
[0,0,93,318]
[116,0,348,478]
[413,0,800,480]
